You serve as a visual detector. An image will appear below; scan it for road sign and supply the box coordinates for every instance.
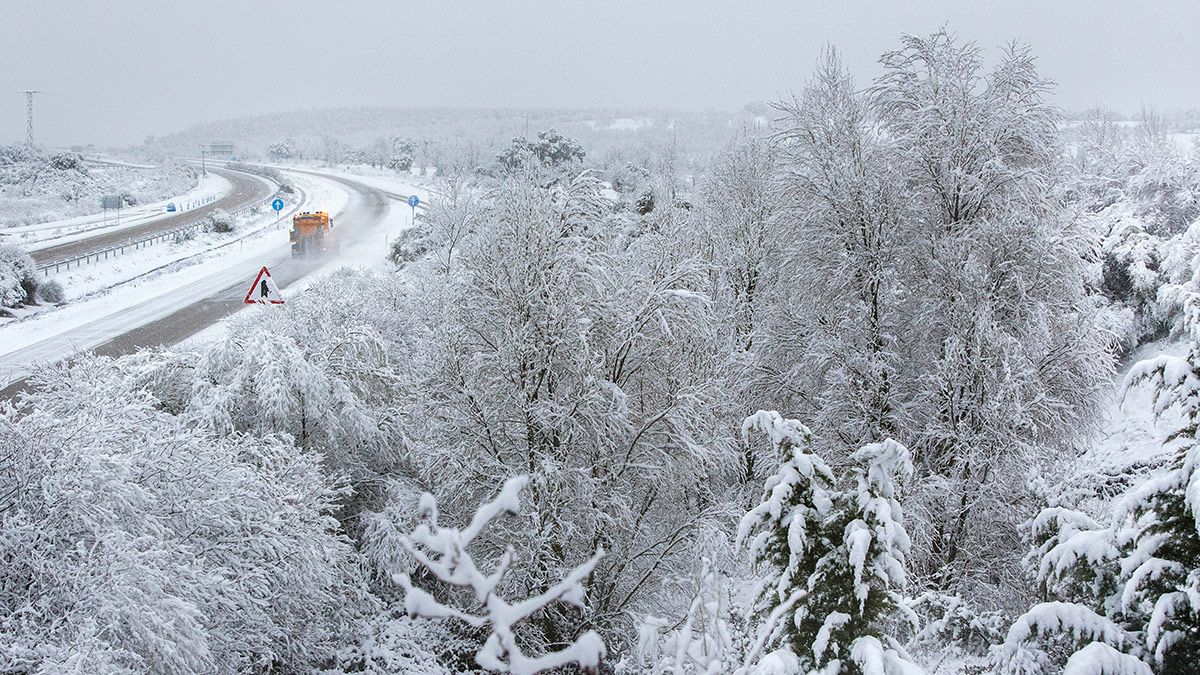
[271,197,284,212]
[243,266,285,305]
[100,194,123,209]
[407,195,420,208]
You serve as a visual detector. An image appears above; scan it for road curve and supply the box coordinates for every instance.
[31,166,276,265]
[0,171,392,402]
[93,173,388,356]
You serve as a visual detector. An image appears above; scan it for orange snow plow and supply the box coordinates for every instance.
[289,211,336,257]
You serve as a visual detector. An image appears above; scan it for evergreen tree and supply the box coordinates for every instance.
[736,411,920,674]
[1004,288,1200,672]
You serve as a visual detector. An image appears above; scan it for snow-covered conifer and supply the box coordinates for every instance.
[1007,284,1200,672]
[737,411,921,674]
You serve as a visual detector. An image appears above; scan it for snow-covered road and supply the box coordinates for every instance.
[0,168,411,396]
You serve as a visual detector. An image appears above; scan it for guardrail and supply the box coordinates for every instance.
[36,193,283,277]
[179,194,219,210]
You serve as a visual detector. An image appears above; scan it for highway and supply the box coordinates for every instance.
[0,170,393,401]
[30,166,276,265]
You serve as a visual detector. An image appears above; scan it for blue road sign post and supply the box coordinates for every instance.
[406,194,420,228]
[271,197,285,230]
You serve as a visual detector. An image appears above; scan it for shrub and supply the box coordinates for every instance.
[203,209,234,233]
[19,276,37,305]
[0,242,37,308]
[635,189,656,215]
[36,278,65,305]
[388,227,431,265]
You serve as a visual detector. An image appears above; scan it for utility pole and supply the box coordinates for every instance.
[21,90,41,146]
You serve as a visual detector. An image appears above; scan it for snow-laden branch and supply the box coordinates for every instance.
[394,475,606,674]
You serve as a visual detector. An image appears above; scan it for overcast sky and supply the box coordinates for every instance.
[2,0,1198,146]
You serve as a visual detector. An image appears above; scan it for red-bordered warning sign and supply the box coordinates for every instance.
[244,266,285,305]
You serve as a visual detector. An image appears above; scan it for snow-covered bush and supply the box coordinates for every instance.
[0,356,367,672]
[36,278,65,304]
[390,475,606,674]
[388,226,430,266]
[993,602,1142,674]
[906,592,1006,660]
[735,411,920,674]
[0,242,37,307]
[633,558,744,674]
[122,293,403,513]
[202,208,234,233]
[335,614,457,674]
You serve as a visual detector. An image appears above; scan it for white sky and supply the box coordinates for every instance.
[2,0,1198,146]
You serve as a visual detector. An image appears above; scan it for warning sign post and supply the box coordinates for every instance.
[244,266,285,305]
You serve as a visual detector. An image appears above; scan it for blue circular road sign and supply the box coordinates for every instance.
[271,197,284,212]
[407,195,420,208]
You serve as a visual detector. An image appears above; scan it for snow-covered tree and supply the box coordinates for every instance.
[390,177,486,271]
[736,411,920,674]
[269,138,301,161]
[393,167,724,649]
[495,129,586,176]
[698,131,779,356]
[391,475,606,674]
[634,558,738,674]
[1004,282,1200,672]
[869,30,1111,600]
[0,356,366,672]
[766,48,907,460]
[661,131,785,494]
[0,242,37,307]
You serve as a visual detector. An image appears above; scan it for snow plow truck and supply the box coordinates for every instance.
[290,211,336,257]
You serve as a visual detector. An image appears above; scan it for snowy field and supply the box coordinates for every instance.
[0,169,232,249]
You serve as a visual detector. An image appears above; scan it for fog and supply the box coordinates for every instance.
[2,0,1198,146]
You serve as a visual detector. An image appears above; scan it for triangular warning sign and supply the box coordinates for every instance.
[244,266,285,305]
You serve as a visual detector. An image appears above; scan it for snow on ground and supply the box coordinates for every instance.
[609,117,655,131]
[270,162,436,203]
[1059,339,1189,514]
[311,167,433,220]
[2,170,235,251]
[82,156,157,169]
[1096,341,1186,465]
